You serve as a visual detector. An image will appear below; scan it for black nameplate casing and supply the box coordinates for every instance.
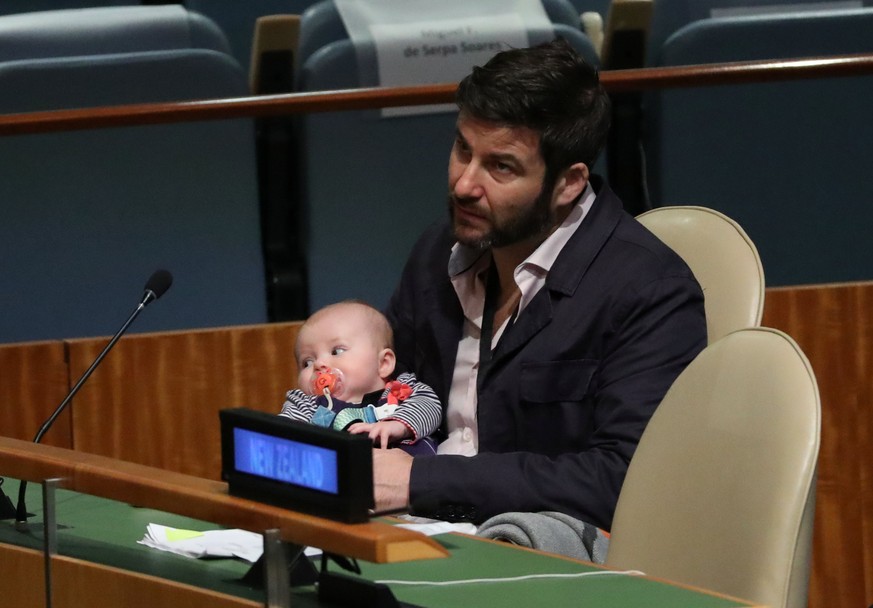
[220,408,374,523]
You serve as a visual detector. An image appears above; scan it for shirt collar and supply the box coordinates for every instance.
[447,181,596,322]
[519,182,596,276]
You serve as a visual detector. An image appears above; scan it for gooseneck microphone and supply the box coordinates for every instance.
[12,270,173,529]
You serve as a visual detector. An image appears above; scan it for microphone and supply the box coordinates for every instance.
[141,269,173,307]
[10,270,173,529]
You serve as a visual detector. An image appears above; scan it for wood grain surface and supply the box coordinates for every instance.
[65,322,302,481]
[0,340,71,448]
[763,282,873,608]
[2,54,873,136]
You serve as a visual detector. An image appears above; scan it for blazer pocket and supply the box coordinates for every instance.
[520,359,598,403]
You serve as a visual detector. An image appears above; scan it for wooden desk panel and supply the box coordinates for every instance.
[763,281,873,608]
[65,322,302,480]
[0,543,261,608]
[0,441,448,564]
[0,340,71,448]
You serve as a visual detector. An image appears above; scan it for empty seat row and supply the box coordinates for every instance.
[0,3,600,341]
[0,5,268,343]
[644,7,873,286]
[646,0,873,66]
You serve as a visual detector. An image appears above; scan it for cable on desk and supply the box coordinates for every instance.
[376,569,646,586]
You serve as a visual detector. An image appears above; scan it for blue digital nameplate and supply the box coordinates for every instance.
[220,408,373,523]
[233,428,339,494]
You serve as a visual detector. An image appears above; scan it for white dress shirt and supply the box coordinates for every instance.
[438,184,597,455]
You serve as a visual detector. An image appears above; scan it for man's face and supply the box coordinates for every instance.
[448,113,554,251]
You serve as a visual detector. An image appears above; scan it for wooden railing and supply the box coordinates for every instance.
[2,54,873,136]
[0,436,448,564]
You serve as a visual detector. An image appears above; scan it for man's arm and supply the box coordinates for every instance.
[373,448,413,511]
[403,273,706,530]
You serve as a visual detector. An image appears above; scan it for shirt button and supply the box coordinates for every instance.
[462,428,472,442]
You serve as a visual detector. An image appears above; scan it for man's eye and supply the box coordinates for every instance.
[493,158,519,175]
[331,347,346,356]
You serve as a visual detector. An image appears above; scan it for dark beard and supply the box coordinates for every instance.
[448,184,553,251]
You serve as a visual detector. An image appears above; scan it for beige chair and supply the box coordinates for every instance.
[606,327,820,608]
[636,205,764,344]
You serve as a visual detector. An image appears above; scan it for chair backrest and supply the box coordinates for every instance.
[296,39,457,311]
[636,206,764,344]
[644,8,873,286]
[185,0,317,77]
[299,0,588,69]
[646,0,873,65]
[0,6,268,343]
[607,327,820,608]
[0,1,134,18]
[565,0,613,19]
[0,4,230,61]
[543,0,590,27]
[296,27,598,310]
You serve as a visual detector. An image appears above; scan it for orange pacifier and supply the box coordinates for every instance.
[312,369,343,398]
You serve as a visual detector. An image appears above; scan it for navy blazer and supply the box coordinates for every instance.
[385,180,707,530]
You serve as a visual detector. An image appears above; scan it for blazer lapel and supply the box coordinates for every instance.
[547,178,624,296]
[421,265,465,402]
[484,179,625,373]
[490,287,552,364]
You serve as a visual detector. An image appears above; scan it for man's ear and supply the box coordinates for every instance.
[553,162,590,208]
[378,348,397,381]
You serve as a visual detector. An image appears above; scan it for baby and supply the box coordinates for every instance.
[279,300,440,455]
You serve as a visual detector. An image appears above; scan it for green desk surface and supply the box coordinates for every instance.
[0,479,753,608]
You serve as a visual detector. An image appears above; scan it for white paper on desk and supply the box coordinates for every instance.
[139,519,471,564]
[138,523,264,563]
[394,519,478,536]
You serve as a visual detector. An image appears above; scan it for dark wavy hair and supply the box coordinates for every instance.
[455,38,611,188]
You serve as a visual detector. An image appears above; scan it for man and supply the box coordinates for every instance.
[375,38,706,531]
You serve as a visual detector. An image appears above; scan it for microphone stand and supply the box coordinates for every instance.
[9,278,169,530]
[0,479,16,519]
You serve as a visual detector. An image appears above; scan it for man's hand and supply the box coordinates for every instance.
[372,448,413,513]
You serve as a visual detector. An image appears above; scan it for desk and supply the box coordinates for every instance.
[0,480,762,608]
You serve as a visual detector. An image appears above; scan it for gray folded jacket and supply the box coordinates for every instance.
[476,511,609,564]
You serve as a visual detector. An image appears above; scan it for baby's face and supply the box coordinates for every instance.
[295,308,389,403]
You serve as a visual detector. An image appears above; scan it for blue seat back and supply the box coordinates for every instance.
[185,0,320,74]
[0,5,230,61]
[297,40,455,311]
[647,0,873,65]
[645,8,873,286]
[299,0,588,70]
[565,0,613,19]
[0,1,135,18]
[0,7,267,343]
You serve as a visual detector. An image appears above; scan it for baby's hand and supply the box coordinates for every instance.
[348,420,411,449]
